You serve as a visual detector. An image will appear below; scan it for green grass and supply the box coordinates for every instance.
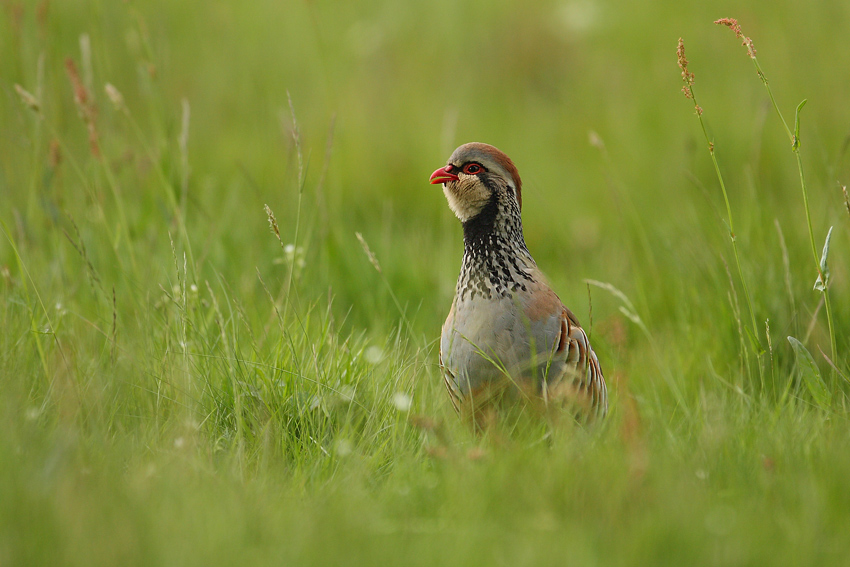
[2,0,850,564]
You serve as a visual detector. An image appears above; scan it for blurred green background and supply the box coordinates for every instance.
[5,0,850,335]
[2,0,850,564]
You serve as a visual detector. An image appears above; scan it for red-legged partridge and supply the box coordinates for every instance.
[431,142,608,422]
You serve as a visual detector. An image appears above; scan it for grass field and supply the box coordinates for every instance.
[3,0,850,564]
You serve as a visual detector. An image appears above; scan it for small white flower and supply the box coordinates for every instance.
[189,284,198,293]
[558,0,599,34]
[365,346,384,364]
[392,392,412,412]
[25,407,41,421]
[334,438,353,456]
[281,244,306,275]
[173,437,185,449]
[104,83,125,111]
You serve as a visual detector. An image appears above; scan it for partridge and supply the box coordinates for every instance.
[431,142,607,422]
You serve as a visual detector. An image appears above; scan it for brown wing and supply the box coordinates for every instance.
[439,346,462,413]
[555,307,608,418]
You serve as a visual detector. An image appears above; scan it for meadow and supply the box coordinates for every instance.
[2,0,850,564]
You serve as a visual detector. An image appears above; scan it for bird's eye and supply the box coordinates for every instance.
[462,163,482,175]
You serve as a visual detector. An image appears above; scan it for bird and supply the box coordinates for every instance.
[430,142,607,425]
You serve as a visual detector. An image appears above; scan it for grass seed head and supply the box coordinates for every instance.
[65,58,88,107]
[49,139,61,168]
[355,232,382,274]
[588,130,605,149]
[65,57,101,158]
[104,83,125,111]
[36,0,49,29]
[715,17,757,58]
[714,17,743,38]
[14,84,41,113]
[264,204,282,242]
[677,38,702,114]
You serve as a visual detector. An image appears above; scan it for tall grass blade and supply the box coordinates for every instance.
[787,336,831,409]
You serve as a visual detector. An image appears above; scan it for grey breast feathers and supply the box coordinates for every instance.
[440,283,607,417]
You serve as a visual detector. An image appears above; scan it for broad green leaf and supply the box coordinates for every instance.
[813,226,833,291]
[745,326,765,355]
[793,99,807,150]
[787,336,831,409]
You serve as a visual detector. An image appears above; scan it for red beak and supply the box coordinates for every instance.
[430,166,459,185]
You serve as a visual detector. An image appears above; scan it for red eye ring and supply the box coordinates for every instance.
[462,163,482,175]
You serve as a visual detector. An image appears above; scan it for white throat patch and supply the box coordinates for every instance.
[443,181,491,223]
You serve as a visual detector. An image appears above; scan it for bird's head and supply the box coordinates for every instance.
[430,142,522,223]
